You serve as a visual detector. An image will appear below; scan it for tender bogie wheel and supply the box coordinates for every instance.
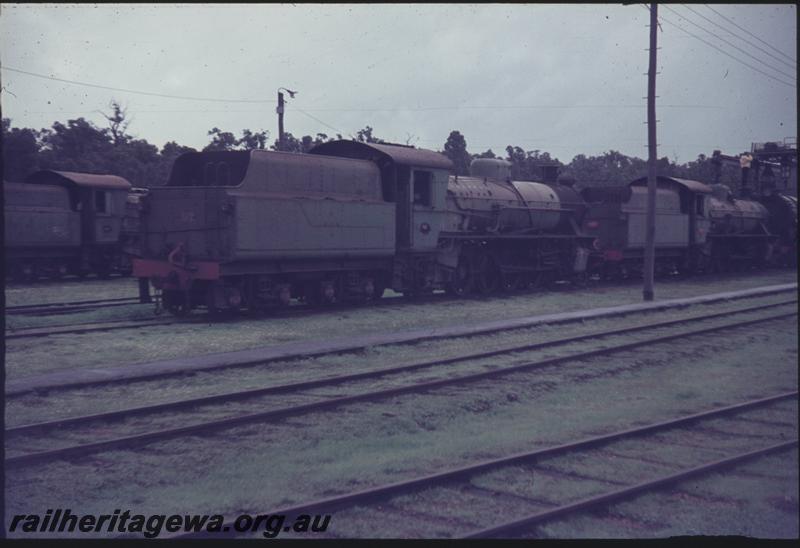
[372,285,386,300]
[304,288,322,307]
[22,262,38,283]
[167,303,191,317]
[10,264,30,283]
[164,291,192,317]
[93,263,112,279]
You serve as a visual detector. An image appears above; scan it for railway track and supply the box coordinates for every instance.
[5,301,796,469]
[3,294,413,339]
[6,266,789,319]
[5,296,143,316]
[174,391,795,538]
[6,284,796,397]
[5,317,182,340]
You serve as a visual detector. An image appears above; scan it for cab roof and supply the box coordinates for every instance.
[309,140,454,171]
[25,170,132,190]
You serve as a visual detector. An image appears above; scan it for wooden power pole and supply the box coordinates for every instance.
[277,90,286,151]
[643,3,658,302]
[276,87,297,152]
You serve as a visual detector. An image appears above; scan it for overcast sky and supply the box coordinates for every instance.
[1,3,796,164]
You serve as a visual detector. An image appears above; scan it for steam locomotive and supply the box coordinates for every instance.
[127,140,797,316]
[3,170,145,282]
[580,176,797,278]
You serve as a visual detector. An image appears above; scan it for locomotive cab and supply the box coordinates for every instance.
[14,170,133,279]
[310,140,454,294]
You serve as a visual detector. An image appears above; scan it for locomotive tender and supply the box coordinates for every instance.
[4,170,142,281]
[131,141,592,315]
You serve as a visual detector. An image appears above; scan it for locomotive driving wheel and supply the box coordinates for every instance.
[500,272,522,292]
[445,257,474,297]
[473,254,500,295]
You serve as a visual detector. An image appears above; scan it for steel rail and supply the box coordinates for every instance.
[5,283,796,397]
[6,267,788,317]
[5,318,182,340]
[463,439,798,538]
[6,299,796,436]
[6,297,140,316]
[5,312,796,468]
[5,296,141,312]
[4,292,427,339]
[171,391,797,538]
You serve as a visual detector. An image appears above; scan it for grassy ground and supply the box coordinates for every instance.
[5,295,796,428]
[3,269,797,381]
[5,313,797,538]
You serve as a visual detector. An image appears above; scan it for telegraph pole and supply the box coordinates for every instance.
[643,3,658,302]
[277,90,285,151]
[276,87,297,152]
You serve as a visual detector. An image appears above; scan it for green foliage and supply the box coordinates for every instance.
[1,113,749,191]
[300,133,334,153]
[563,150,646,187]
[239,129,268,150]
[472,149,497,159]
[682,153,741,193]
[37,118,114,172]
[204,127,269,152]
[204,127,238,151]
[101,100,131,146]
[355,126,384,144]
[271,131,334,152]
[443,130,471,176]
[3,116,185,187]
[2,118,40,182]
[504,145,562,181]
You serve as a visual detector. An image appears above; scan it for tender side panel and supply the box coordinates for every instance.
[623,186,688,248]
[3,183,81,249]
[233,195,395,259]
[229,150,395,260]
[141,187,233,261]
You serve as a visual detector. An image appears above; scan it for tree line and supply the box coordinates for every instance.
[2,102,741,190]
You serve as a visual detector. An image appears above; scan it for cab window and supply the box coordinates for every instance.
[413,170,432,207]
[95,190,109,213]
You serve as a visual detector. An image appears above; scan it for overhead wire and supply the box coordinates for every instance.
[661,5,796,81]
[0,66,275,104]
[3,62,727,113]
[646,7,796,88]
[291,107,344,136]
[704,4,797,64]
[681,4,796,71]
